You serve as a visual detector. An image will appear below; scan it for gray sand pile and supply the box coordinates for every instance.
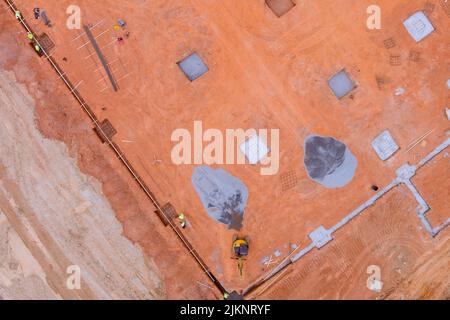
[303,135,358,189]
[192,166,248,230]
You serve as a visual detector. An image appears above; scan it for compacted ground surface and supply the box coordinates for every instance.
[0,0,448,299]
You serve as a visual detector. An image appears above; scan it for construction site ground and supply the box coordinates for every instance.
[0,0,449,299]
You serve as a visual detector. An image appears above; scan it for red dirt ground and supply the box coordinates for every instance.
[2,0,449,298]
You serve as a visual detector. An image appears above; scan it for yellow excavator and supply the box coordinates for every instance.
[232,235,249,277]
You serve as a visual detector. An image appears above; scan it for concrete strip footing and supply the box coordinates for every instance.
[244,138,450,297]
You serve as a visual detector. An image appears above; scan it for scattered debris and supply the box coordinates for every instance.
[375,75,386,89]
[394,87,406,96]
[118,19,126,28]
[152,155,162,165]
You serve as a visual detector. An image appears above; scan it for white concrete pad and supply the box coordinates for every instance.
[403,11,435,43]
[239,135,270,164]
[372,130,400,161]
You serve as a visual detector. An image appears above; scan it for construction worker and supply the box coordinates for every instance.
[34,44,41,53]
[27,32,34,40]
[223,292,230,300]
[15,10,22,20]
[33,8,40,19]
[178,213,186,229]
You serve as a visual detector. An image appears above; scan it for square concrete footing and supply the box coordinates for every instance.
[309,226,333,249]
[177,52,209,81]
[372,130,399,161]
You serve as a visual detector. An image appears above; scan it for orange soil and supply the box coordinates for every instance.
[2,0,449,298]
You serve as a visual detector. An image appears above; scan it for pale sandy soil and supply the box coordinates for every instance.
[385,236,449,300]
[0,209,58,300]
[0,70,165,299]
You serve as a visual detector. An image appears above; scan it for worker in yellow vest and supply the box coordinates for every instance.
[34,44,41,53]
[178,213,186,229]
[27,32,34,40]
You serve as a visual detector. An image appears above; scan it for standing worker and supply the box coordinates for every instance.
[178,213,187,229]
[27,32,34,40]
[34,44,41,53]
[15,10,22,20]
[33,8,40,19]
